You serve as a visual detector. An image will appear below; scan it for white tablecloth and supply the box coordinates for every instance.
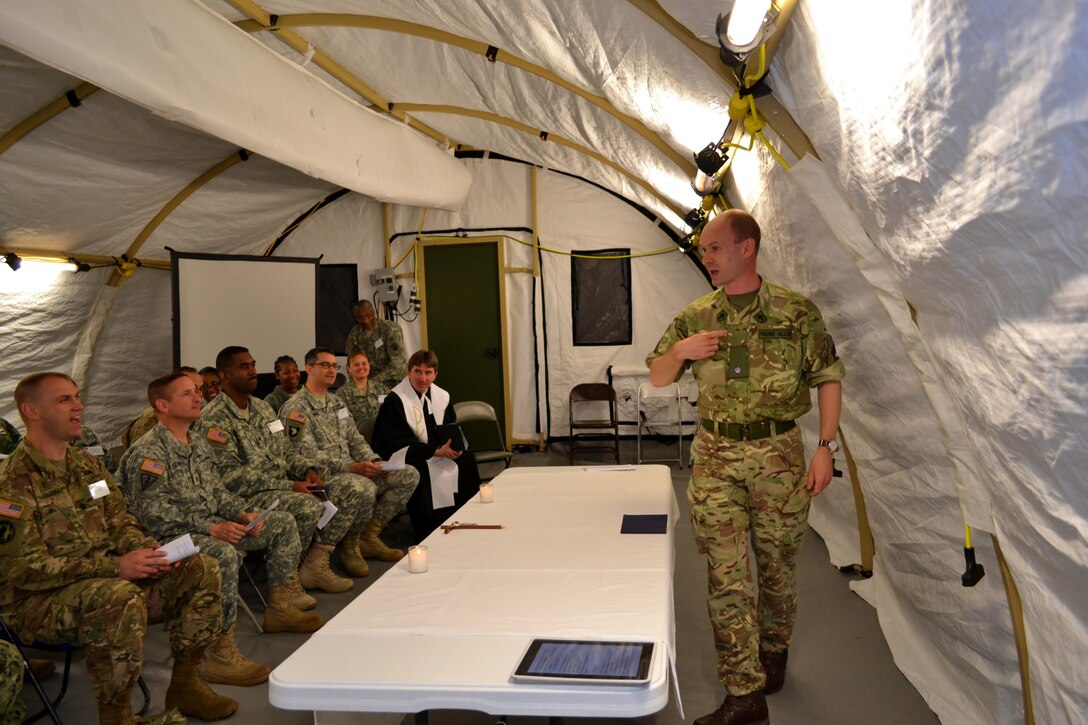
[269,465,679,717]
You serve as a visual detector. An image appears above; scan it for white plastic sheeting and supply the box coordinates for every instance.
[0,0,471,210]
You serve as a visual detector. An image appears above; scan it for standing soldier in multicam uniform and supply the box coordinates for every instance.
[120,371,322,691]
[0,372,227,724]
[281,348,419,578]
[345,300,407,388]
[338,351,389,438]
[648,210,844,725]
[195,346,353,596]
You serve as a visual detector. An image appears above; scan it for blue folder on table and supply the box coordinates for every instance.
[620,514,668,534]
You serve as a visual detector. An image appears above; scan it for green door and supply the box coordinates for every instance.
[421,241,507,440]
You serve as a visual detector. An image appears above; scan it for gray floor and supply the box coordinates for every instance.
[15,441,937,724]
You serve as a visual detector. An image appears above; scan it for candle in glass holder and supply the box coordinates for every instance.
[408,545,428,573]
[479,482,494,503]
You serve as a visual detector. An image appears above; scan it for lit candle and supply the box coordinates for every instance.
[408,545,428,573]
[479,482,494,503]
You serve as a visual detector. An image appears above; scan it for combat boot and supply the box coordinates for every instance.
[284,573,317,610]
[358,518,405,562]
[100,700,188,725]
[165,648,238,721]
[336,532,370,577]
[693,692,769,725]
[25,657,55,682]
[263,584,325,634]
[298,542,353,593]
[203,623,270,686]
[760,648,788,694]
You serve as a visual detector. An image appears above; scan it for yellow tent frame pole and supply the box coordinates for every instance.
[0,83,99,157]
[392,103,685,220]
[992,535,1036,725]
[107,149,250,287]
[235,13,694,176]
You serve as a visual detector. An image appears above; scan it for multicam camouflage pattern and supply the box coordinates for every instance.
[0,441,157,608]
[194,394,324,546]
[338,380,389,436]
[689,425,809,694]
[119,423,302,627]
[0,440,221,706]
[118,424,248,541]
[648,281,844,697]
[122,407,158,448]
[0,640,24,724]
[263,386,293,416]
[282,387,418,529]
[73,424,117,473]
[0,417,19,456]
[646,282,844,423]
[345,319,407,388]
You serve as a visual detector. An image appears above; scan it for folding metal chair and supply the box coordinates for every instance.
[636,382,685,468]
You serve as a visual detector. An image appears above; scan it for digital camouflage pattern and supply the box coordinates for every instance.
[118,423,302,628]
[262,386,293,416]
[122,407,158,449]
[646,282,844,423]
[648,281,844,696]
[337,379,389,437]
[0,440,222,707]
[0,640,24,724]
[194,393,323,547]
[345,319,407,388]
[282,387,418,526]
[73,424,117,473]
[0,417,20,457]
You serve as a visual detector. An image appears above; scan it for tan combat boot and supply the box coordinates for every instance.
[284,573,317,610]
[357,518,405,562]
[336,532,370,577]
[298,542,353,593]
[165,648,238,721]
[203,623,270,686]
[263,584,325,634]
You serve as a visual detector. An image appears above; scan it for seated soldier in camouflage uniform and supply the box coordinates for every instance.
[73,424,116,473]
[122,367,204,450]
[196,346,352,596]
[0,372,229,724]
[0,640,23,725]
[339,351,389,438]
[0,416,20,457]
[282,347,419,578]
[262,355,301,415]
[120,371,323,690]
[345,300,407,388]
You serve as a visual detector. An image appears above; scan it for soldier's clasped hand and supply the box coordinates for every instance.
[674,330,729,362]
[119,548,173,581]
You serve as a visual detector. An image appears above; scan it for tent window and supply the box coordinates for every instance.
[317,263,359,354]
[571,249,632,346]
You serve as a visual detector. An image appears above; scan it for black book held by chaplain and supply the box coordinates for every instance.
[620,514,668,534]
[433,424,468,451]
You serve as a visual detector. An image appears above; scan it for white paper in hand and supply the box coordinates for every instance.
[245,499,281,532]
[381,447,409,472]
[157,533,200,564]
[316,499,338,529]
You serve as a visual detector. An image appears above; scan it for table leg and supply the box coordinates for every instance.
[415,711,429,725]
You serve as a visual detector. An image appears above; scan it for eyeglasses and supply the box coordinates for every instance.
[311,362,340,371]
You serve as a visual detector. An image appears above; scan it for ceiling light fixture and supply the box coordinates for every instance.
[717,0,780,65]
[3,252,21,271]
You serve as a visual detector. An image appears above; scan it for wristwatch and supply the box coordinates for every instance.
[818,439,839,454]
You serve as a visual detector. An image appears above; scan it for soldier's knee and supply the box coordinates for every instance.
[185,552,224,590]
[85,581,147,644]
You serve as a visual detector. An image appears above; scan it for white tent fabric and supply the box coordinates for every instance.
[1,1,1086,723]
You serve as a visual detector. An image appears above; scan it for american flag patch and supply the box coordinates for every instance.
[207,428,228,444]
[287,411,306,423]
[0,500,23,519]
[140,459,165,476]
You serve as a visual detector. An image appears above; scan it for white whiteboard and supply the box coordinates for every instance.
[173,253,318,373]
